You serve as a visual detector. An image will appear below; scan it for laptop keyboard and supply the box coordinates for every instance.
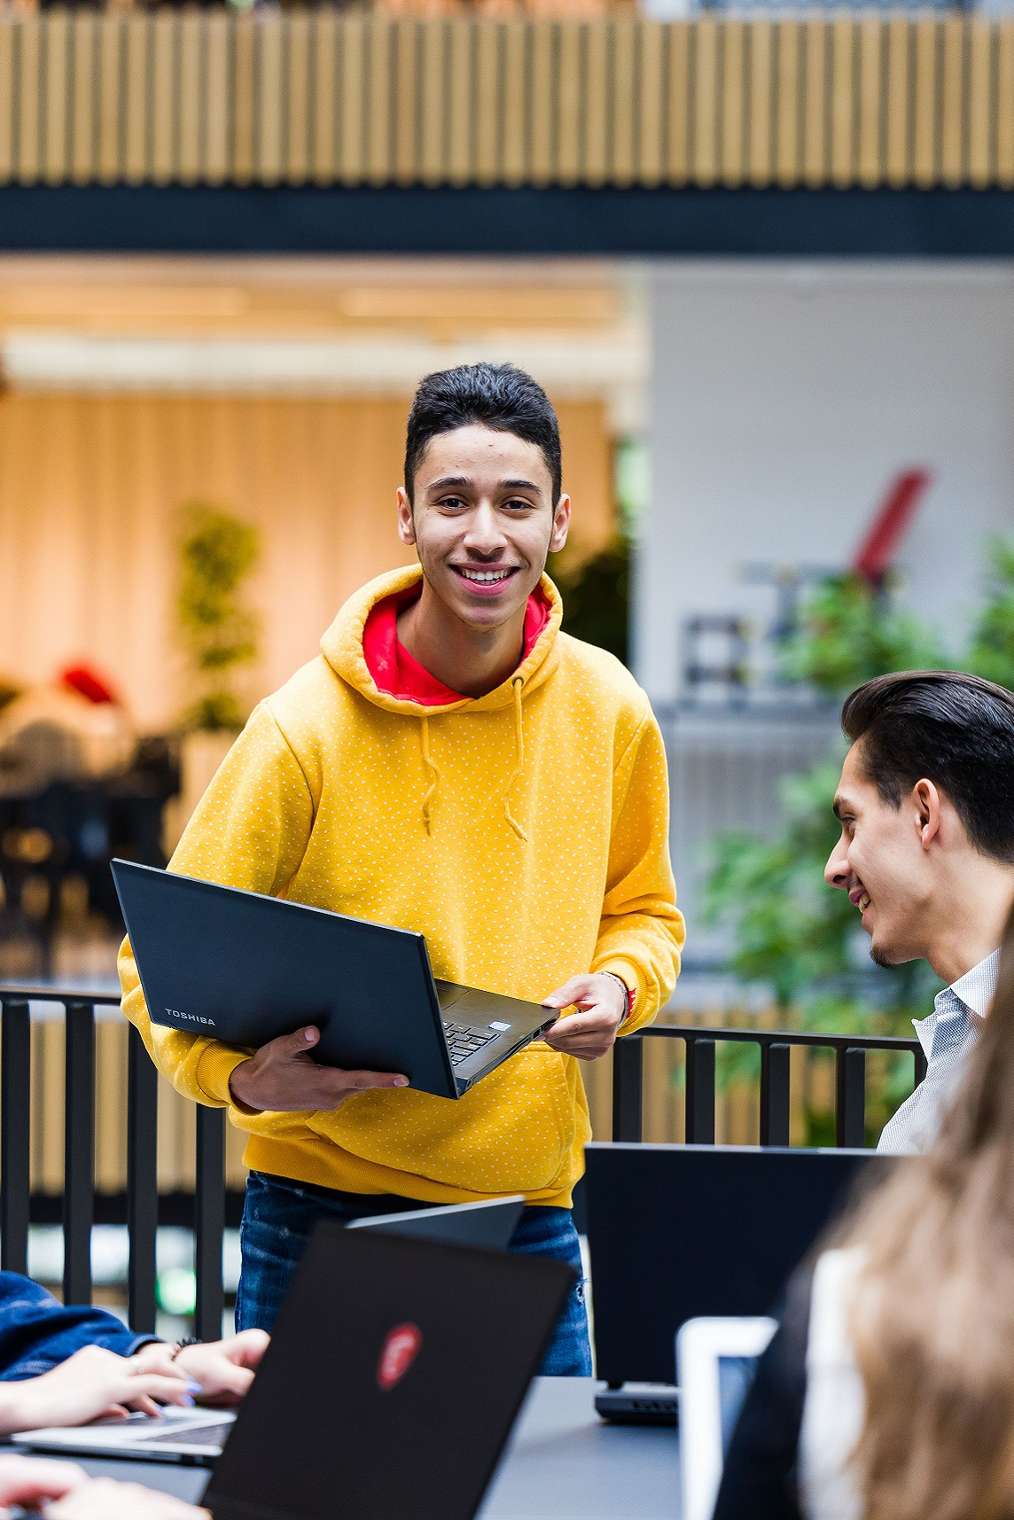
[140,1420,233,1447]
[442,1022,499,1066]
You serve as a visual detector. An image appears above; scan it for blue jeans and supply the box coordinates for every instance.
[236,1171,592,1377]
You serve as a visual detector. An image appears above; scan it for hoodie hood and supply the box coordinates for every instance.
[321,565,565,841]
[320,564,563,716]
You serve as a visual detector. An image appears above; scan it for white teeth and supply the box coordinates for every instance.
[858,893,871,912]
[460,568,511,583]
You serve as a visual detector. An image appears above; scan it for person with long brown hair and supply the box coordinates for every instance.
[712,901,1014,1520]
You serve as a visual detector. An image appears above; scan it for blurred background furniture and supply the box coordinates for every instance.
[0,741,178,979]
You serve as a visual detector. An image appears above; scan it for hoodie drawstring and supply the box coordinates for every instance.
[418,678,528,842]
[502,677,528,842]
[419,714,439,835]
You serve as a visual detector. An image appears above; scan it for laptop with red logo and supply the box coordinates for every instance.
[16,1199,530,1472]
[200,1223,573,1520]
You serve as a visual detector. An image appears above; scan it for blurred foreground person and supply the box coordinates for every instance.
[824,670,1014,1151]
[0,1456,207,1520]
[713,903,1014,1520]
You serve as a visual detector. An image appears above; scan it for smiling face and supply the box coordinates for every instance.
[396,423,570,636]
[824,741,937,967]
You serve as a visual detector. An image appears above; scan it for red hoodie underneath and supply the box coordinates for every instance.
[362,584,552,704]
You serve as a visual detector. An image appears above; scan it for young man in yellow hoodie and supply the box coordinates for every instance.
[120,362,684,1375]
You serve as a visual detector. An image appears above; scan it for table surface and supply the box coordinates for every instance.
[28,1378,679,1520]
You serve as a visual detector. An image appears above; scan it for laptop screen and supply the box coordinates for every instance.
[716,1353,759,1453]
[586,1142,889,1384]
[204,1222,573,1520]
[677,1316,776,1520]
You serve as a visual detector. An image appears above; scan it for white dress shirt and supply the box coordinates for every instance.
[877,948,1000,1155]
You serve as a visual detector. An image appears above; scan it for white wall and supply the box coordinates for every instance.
[638,263,1014,703]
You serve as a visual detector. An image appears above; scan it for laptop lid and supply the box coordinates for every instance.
[111,859,456,1098]
[204,1222,574,1520]
[586,1143,891,1385]
[348,1196,524,1251]
[677,1316,776,1520]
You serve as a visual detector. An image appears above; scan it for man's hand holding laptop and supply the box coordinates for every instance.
[228,1025,408,1113]
[541,972,628,1062]
[226,971,628,1115]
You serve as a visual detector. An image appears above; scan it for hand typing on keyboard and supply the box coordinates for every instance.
[0,1346,192,1435]
[133,1329,270,1407]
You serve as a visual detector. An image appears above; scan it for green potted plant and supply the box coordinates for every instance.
[174,503,261,833]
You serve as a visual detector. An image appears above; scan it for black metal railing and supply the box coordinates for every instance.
[0,988,227,1339]
[611,1024,927,1146]
[1,988,925,1332]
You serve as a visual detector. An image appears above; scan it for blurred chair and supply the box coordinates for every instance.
[0,695,179,977]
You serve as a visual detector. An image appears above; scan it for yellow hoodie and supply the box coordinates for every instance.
[119,566,684,1208]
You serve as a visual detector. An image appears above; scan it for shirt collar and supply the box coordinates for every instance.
[948,947,1000,1019]
[911,947,1001,1056]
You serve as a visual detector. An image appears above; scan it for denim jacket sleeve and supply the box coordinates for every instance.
[0,1271,157,1380]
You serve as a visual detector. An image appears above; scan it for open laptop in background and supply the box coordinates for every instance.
[586,1142,892,1424]
[17,1222,572,1520]
[677,1317,777,1520]
[112,859,557,1100]
[16,1197,527,1466]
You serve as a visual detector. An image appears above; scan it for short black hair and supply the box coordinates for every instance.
[841,670,1014,863]
[404,362,562,506]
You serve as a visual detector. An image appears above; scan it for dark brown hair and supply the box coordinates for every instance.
[403,362,562,506]
[841,670,1014,863]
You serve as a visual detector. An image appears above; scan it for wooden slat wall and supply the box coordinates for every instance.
[0,19,13,182]
[0,13,1010,190]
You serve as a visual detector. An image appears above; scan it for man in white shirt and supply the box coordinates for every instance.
[824,670,1014,1153]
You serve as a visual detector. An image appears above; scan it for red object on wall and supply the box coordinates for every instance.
[59,663,121,705]
[852,469,931,584]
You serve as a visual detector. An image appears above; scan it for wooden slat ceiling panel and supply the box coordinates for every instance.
[0,14,1010,191]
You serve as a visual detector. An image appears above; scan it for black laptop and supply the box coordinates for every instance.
[586,1141,893,1423]
[16,1197,527,1465]
[27,1227,572,1520]
[207,1228,571,1520]
[112,859,558,1100]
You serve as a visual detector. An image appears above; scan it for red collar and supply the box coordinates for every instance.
[363,585,551,705]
